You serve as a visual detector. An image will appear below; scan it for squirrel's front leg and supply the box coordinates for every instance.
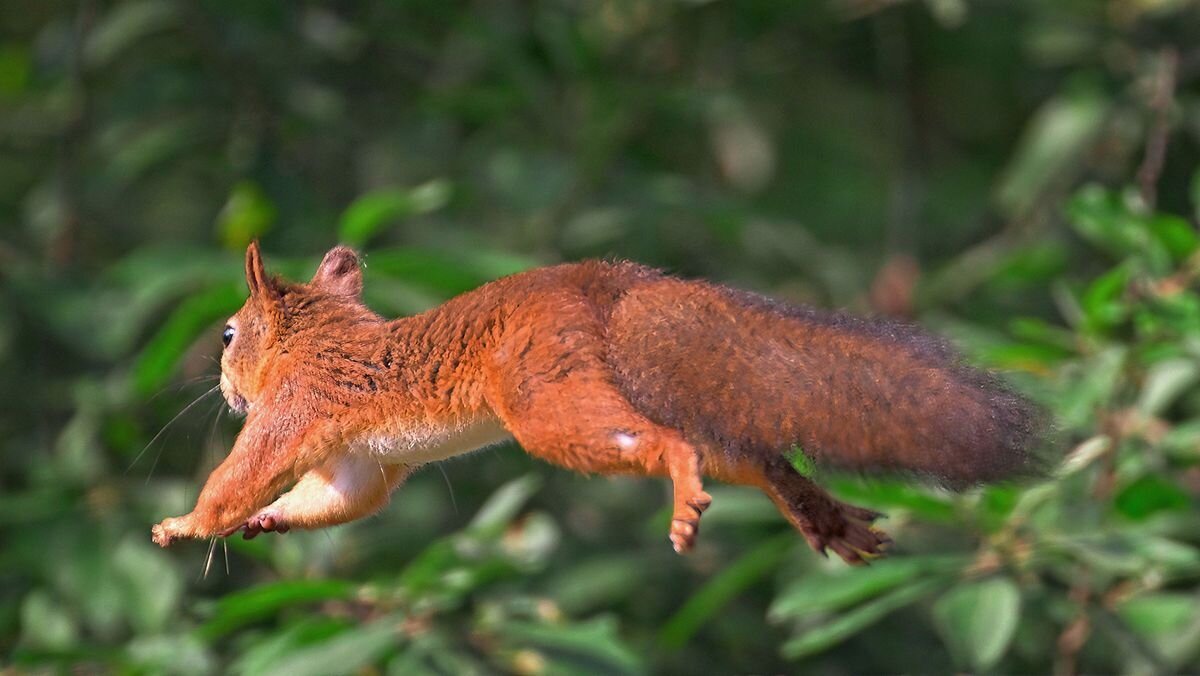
[152,404,338,547]
[223,456,410,539]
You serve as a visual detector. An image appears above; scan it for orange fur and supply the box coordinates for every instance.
[151,244,1042,563]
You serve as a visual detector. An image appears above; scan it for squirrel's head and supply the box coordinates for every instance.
[219,242,370,414]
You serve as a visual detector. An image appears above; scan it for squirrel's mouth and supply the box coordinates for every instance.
[219,373,249,415]
[226,392,248,415]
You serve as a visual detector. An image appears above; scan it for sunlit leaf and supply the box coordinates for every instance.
[339,180,452,247]
[468,474,543,533]
[933,577,1020,671]
[769,555,961,623]
[200,579,356,639]
[217,181,277,249]
[1137,357,1199,415]
[996,94,1107,218]
[1057,435,1111,476]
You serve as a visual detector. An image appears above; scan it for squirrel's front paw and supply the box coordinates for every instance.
[221,510,291,540]
[151,517,186,548]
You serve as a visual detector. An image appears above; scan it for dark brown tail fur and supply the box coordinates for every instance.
[606,275,1044,487]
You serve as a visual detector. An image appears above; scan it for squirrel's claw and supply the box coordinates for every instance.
[668,490,713,554]
[800,507,891,566]
[151,523,173,548]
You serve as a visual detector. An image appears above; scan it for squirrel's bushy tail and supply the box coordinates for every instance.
[608,279,1045,486]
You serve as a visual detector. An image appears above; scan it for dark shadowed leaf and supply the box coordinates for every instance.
[660,535,792,647]
[780,579,944,660]
[259,616,403,676]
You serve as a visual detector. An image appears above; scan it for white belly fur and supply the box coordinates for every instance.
[349,415,514,466]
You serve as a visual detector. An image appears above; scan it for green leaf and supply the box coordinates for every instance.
[1130,537,1200,573]
[259,616,403,676]
[363,247,535,297]
[497,617,642,676]
[780,578,943,660]
[199,579,355,639]
[1056,435,1111,477]
[468,474,543,533]
[19,590,78,651]
[84,0,179,68]
[1080,263,1133,332]
[1192,167,1200,223]
[826,479,957,522]
[1066,185,1183,273]
[112,537,181,634]
[1137,357,1199,415]
[545,555,648,614]
[1114,475,1191,521]
[770,555,961,622]
[229,618,351,676]
[660,535,792,647]
[131,282,246,396]
[1147,214,1199,261]
[933,577,1021,671]
[217,181,277,249]
[1058,346,1127,428]
[0,44,31,95]
[996,93,1107,218]
[339,180,452,247]
[1118,593,1200,667]
[126,633,214,675]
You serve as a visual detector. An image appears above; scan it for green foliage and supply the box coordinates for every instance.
[933,577,1021,671]
[4,1,1200,674]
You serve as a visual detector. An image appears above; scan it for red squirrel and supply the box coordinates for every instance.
[151,243,1042,563]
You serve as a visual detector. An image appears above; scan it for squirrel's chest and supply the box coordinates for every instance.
[349,415,513,465]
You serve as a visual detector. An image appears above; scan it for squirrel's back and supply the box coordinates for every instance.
[541,262,1042,486]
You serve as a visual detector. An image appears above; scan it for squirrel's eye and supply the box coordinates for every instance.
[222,325,235,347]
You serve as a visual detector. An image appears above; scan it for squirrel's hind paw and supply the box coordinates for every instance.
[799,504,891,566]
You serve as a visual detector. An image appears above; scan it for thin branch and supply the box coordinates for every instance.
[1136,48,1178,211]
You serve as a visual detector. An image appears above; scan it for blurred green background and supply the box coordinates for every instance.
[4,0,1200,673]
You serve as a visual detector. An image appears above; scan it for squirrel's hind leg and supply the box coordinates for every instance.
[489,378,713,554]
[223,456,410,539]
[484,303,712,554]
[726,456,891,565]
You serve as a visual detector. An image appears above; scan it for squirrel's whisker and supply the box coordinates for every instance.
[145,373,220,404]
[129,384,220,477]
[435,463,458,516]
[201,536,217,580]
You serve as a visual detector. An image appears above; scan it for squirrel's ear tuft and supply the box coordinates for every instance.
[244,241,280,299]
[311,245,363,297]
